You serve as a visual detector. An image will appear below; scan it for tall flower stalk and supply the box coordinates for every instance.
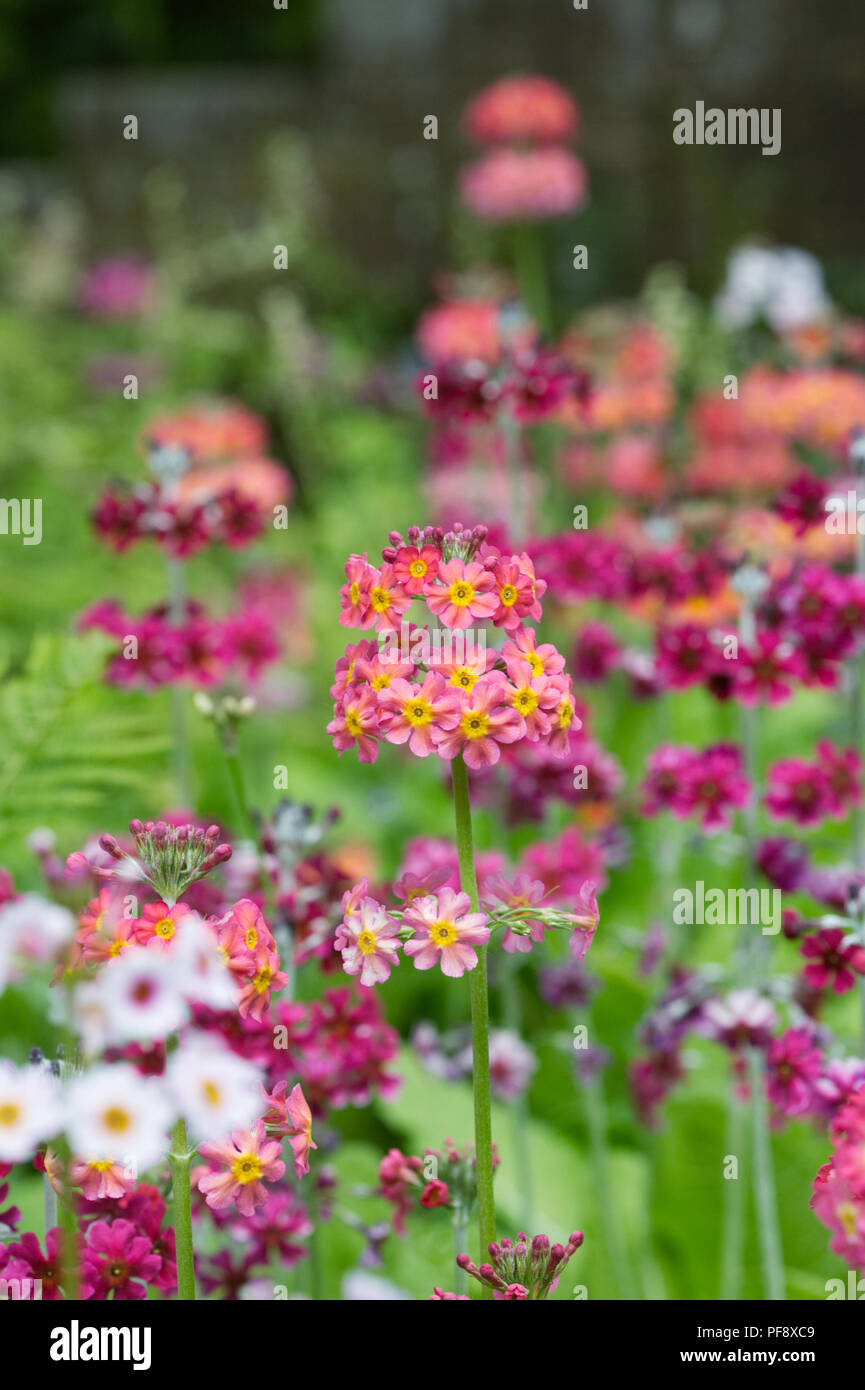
[452,754,496,1288]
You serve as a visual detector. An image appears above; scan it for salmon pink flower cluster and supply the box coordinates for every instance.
[460,75,588,223]
[329,523,577,770]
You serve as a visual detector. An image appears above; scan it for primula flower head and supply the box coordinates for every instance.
[457,1229,584,1300]
[403,888,490,978]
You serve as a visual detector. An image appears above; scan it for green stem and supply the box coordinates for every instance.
[169,1116,196,1300]
[166,557,191,804]
[451,754,496,1297]
[500,951,533,1228]
[511,221,552,337]
[747,1049,785,1300]
[583,1073,637,1298]
[719,1085,746,1300]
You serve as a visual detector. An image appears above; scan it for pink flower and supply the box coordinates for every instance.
[482,871,547,954]
[133,899,192,947]
[198,1121,286,1216]
[462,75,580,144]
[765,758,832,827]
[366,563,412,633]
[501,628,565,678]
[801,928,865,995]
[335,897,402,986]
[403,887,490,978]
[503,661,558,741]
[339,554,376,628]
[733,631,806,706]
[491,559,539,631]
[331,638,378,699]
[327,686,381,763]
[766,1029,822,1117]
[461,147,588,222]
[377,673,463,757]
[70,1159,136,1201]
[82,1218,161,1300]
[261,1081,319,1179]
[426,558,497,630]
[436,677,524,769]
[393,544,440,595]
[568,880,599,961]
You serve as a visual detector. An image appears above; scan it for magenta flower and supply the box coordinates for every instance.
[765,758,832,826]
[403,887,490,977]
[377,673,463,757]
[733,630,806,706]
[766,1029,822,1117]
[366,563,412,633]
[462,75,580,145]
[335,897,402,986]
[801,928,865,995]
[503,661,558,741]
[426,558,497,630]
[436,677,524,769]
[82,1218,161,1300]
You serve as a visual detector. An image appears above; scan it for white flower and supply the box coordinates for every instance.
[172,912,237,1010]
[93,945,188,1045]
[715,242,831,332]
[0,894,75,989]
[166,1037,262,1143]
[66,1064,171,1169]
[0,1059,64,1162]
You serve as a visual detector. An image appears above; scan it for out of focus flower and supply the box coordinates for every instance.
[461,147,588,222]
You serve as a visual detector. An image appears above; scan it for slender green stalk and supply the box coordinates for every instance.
[511,222,552,337]
[719,1087,746,1300]
[453,1203,469,1295]
[451,755,496,1298]
[735,578,785,1299]
[583,1072,637,1298]
[747,1049,785,1300]
[166,557,191,804]
[500,951,533,1228]
[169,1116,196,1300]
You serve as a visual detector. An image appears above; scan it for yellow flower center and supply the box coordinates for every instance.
[839,1202,858,1237]
[154,917,174,939]
[0,1103,21,1127]
[558,696,574,729]
[254,965,273,993]
[231,1154,262,1185]
[244,927,258,949]
[357,929,377,955]
[448,581,475,607]
[371,671,392,690]
[370,586,391,613]
[433,920,457,946]
[346,660,356,682]
[91,1160,114,1172]
[102,1107,130,1133]
[409,559,427,578]
[514,687,538,714]
[527,651,543,677]
[345,708,363,737]
[203,1081,221,1107]
[451,667,479,691]
[406,699,432,727]
[500,584,518,606]
[108,940,126,957]
[461,710,490,739]
[349,582,360,605]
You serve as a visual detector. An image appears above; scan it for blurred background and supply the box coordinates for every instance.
[3,0,865,317]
